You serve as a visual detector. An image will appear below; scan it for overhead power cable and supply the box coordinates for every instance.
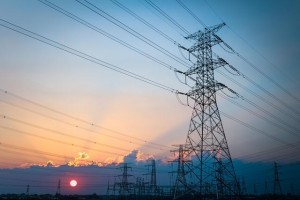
[0,19,176,94]
[176,0,300,115]
[203,0,300,87]
[175,0,207,28]
[145,0,191,36]
[216,69,300,123]
[76,0,192,69]
[201,0,300,104]
[38,0,176,71]
[0,89,171,150]
[0,125,127,157]
[111,0,178,45]
[219,110,294,147]
[219,94,300,138]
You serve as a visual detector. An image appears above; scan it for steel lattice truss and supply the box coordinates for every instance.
[176,23,240,199]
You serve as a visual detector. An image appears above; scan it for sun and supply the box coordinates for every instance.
[70,179,77,187]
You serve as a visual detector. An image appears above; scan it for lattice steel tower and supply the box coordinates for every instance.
[273,162,282,195]
[178,23,240,199]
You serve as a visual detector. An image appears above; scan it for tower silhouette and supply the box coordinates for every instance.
[115,163,133,196]
[170,145,190,199]
[26,184,30,196]
[178,23,240,199]
[56,179,61,199]
[145,159,159,195]
[273,162,282,195]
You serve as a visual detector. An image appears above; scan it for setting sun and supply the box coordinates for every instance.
[70,180,77,187]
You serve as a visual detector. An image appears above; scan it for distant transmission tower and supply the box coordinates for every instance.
[146,159,159,195]
[169,145,190,199]
[273,162,282,195]
[26,184,30,196]
[56,179,61,199]
[177,23,240,199]
[115,163,133,195]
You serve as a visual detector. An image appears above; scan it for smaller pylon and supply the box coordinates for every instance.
[273,162,282,195]
[145,159,159,195]
[56,179,61,199]
[115,163,133,195]
[106,181,110,196]
[26,184,30,196]
[169,144,190,199]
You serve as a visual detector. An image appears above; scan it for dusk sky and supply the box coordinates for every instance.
[0,0,300,195]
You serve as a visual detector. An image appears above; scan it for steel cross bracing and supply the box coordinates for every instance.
[177,23,240,199]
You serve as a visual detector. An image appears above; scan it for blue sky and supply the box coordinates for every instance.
[0,0,300,195]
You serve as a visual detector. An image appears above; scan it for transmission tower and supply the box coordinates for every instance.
[56,179,61,199]
[26,184,30,196]
[145,159,159,195]
[177,23,240,199]
[169,145,191,199]
[115,163,133,195]
[273,162,282,195]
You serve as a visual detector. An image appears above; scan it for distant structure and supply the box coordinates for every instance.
[56,179,61,197]
[145,159,159,195]
[26,184,30,196]
[169,145,190,199]
[273,162,282,195]
[114,163,134,195]
[177,23,240,199]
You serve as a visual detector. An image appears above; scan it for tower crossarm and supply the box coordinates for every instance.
[183,57,229,76]
[185,23,226,41]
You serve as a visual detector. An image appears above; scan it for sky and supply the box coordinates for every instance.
[0,0,300,195]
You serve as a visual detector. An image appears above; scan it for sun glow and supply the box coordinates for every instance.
[70,179,77,187]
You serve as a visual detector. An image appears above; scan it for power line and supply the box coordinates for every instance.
[0,125,128,157]
[38,0,177,72]
[145,0,191,36]
[216,69,300,123]
[175,0,206,28]
[0,89,172,150]
[202,0,300,104]
[176,0,300,115]
[219,110,295,147]
[219,94,300,138]
[0,19,176,94]
[110,0,178,45]
[76,0,192,69]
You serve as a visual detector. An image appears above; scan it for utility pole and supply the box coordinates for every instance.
[273,162,282,195]
[177,23,240,199]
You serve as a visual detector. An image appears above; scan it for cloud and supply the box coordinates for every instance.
[123,150,154,164]
[68,152,99,167]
